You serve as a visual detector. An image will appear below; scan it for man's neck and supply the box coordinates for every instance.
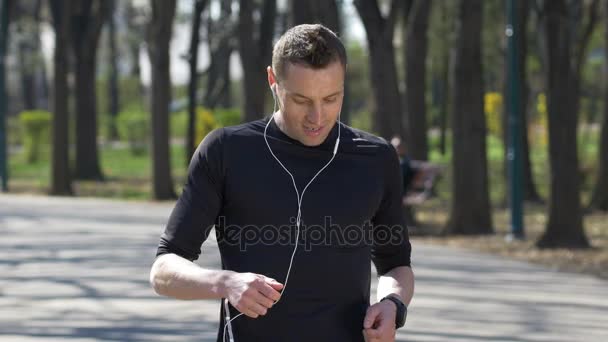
[273,111,289,137]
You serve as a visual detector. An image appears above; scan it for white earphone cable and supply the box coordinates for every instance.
[223,85,341,342]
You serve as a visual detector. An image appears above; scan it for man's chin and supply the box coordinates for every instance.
[299,135,327,147]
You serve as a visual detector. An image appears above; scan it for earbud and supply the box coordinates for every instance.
[270,84,277,99]
[270,84,280,113]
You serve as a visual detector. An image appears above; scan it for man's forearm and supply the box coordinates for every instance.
[376,266,414,305]
[150,253,232,300]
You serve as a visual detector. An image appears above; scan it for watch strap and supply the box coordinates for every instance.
[380,295,406,328]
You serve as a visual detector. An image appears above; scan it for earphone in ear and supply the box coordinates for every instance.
[270,84,282,114]
[270,84,277,99]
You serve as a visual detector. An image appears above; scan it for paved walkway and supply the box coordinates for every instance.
[1,194,607,341]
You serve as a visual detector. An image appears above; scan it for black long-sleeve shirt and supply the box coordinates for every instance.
[156,118,411,342]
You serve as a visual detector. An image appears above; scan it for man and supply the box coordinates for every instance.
[150,24,414,342]
[390,136,417,196]
[391,136,441,207]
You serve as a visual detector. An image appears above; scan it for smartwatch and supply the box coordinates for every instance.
[380,294,407,328]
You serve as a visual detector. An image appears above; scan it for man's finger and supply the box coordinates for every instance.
[363,306,380,329]
[265,277,284,289]
[258,281,282,302]
[362,328,381,342]
[236,303,259,319]
[364,317,396,342]
[269,282,284,290]
[252,290,275,309]
[374,313,394,333]
[243,309,259,318]
[248,301,269,316]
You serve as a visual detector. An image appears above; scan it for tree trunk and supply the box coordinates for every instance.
[589,89,608,211]
[400,0,431,227]
[130,43,141,79]
[444,0,493,235]
[436,0,451,156]
[16,0,45,111]
[125,1,143,98]
[17,38,36,110]
[219,50,232,108]
[187,0,206,165]
[71,0,109,180]
[148,0,176,200]
[518,0,541,203]
[218,0,233,109]
[354,0,403,140]
[405,0,431,160]
[107,0,119,141]
[204,0,234,109]
[588,1,608,212]
[73,51,103,179]
[49,0,73,196]
[238,0,276,122]
[536,0,588,248]
[438,68,449,156]
[32,0,48,110]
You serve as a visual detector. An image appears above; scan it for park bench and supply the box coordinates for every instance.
[402,160,443,206]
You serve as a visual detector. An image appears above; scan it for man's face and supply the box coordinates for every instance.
[269,61,345,147]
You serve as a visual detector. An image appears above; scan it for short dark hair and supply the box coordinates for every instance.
[272,24,347,82]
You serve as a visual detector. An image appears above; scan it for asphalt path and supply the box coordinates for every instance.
[1,194,606,341]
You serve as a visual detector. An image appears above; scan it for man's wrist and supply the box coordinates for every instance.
[215,270,235,298]
[380,294,407,328]
[379,295,398,311]
[383,293,403,302]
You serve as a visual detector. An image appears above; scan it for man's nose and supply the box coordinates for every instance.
[307,105,323,125]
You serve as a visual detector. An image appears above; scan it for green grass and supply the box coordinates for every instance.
[427,128,600,207]
[9,149,51,188]
[8,143,189,200]
[6,127,602,202]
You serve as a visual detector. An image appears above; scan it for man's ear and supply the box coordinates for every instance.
[267,66,277,90]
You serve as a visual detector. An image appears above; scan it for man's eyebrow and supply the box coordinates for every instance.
[324,91,343,98]
[290,90,343,99]
[290,92,309,99]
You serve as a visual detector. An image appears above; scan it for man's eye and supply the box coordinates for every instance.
[293,98,308,105]
[325,97,337,103]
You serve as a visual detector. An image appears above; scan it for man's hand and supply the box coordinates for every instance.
[224,272,283,318]
[362,300,397,342]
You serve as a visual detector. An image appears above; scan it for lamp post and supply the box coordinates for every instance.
[506,0,524,239]
[0,0,10,192]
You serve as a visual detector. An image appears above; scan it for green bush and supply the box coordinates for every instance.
[172,107,241,148]
[7,115,22,146]
[117,108,149,156]
[19,110,52,163]
[214,108,242,127]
